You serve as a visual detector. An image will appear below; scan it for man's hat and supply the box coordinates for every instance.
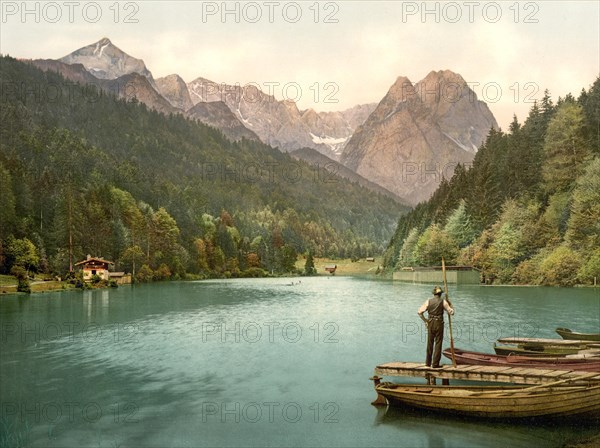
[432,286,443,295]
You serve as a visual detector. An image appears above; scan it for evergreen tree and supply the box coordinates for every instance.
[304,250,316,275]
[396,227,420,268]
[280,245,298,273]
[542,102,592,195]
[565,157,600,251]
[0,163,16,243]
[467,156,501,231]
[578,77,600,156]
[444,200,476,248]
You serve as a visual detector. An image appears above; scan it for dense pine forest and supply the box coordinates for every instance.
[0,56,409,282]
[383,77,600,286]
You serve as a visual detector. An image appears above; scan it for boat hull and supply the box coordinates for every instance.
[493,344,592,356]
[376,383,600,419]
[445,348,600,371]
[556,327,600,342]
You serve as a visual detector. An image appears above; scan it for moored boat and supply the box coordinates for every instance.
[374,381,600,419]
[556,327,600,342]
[493,343,594,356]
[444,348,600,372]
[497,337,599,348]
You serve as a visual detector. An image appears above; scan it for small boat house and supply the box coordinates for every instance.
[393,266,480,284]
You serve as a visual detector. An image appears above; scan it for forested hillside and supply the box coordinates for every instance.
[383,78,600,286]
[0,56,408,280]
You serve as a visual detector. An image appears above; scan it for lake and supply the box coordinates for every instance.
[1,277,599,447]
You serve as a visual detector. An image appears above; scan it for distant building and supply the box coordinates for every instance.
[75,256,114,282]
[324,264,337,275]
[109,272,132,285]
[366,257,375,262]
[393,266,481,285]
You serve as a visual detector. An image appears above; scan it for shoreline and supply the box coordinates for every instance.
[2,257,598,297]
[2,278,598,297]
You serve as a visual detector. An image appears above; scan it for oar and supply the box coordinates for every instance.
[471,372,600,397]
[442,257,456,367]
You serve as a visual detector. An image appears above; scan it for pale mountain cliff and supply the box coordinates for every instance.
[340,70,498,205]
[102,73,178,115]
[186,101,260,142]
[156,74,194,111]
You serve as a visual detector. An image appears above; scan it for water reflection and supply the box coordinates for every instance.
[372,405,598,448]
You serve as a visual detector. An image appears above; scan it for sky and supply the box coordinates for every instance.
[1,1,599,129]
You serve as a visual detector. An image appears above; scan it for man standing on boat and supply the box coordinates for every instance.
[418,286,454,368]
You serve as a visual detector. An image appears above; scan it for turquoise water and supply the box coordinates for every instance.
[1,277,599,447]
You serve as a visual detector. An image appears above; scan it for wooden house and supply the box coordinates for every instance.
[75,256,114,282]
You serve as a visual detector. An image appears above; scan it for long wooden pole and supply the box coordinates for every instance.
[442,257,456,367]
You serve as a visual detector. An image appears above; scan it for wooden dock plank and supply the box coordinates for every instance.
[457,365,485,372]
[474,366,515,373]
[501,367,532,376]
[545,370,574,378]
[454,365,479,371]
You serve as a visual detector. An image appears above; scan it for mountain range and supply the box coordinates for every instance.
[29,37,498,205]
[47,38,374,159]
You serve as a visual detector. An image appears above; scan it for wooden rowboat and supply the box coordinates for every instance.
[494,344,586,356]
[556,327,600,342]
[443,348,600,372]
[374,382,600,419]
[497,337,600,347]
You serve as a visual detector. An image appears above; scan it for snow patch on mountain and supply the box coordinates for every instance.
[310,133,349,155]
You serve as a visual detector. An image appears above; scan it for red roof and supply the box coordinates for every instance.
[74,257,114,267]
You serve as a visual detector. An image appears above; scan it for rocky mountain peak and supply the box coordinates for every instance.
[97,37,112,46]
[422,69,465,84]
[59,38,156,88]
[160,73,184,83]
[156,74,193,111]
[340,70,498,205]
[386,76,415,102]
[415,69,469,106]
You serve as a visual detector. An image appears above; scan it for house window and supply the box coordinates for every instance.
[92,270,96,275]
